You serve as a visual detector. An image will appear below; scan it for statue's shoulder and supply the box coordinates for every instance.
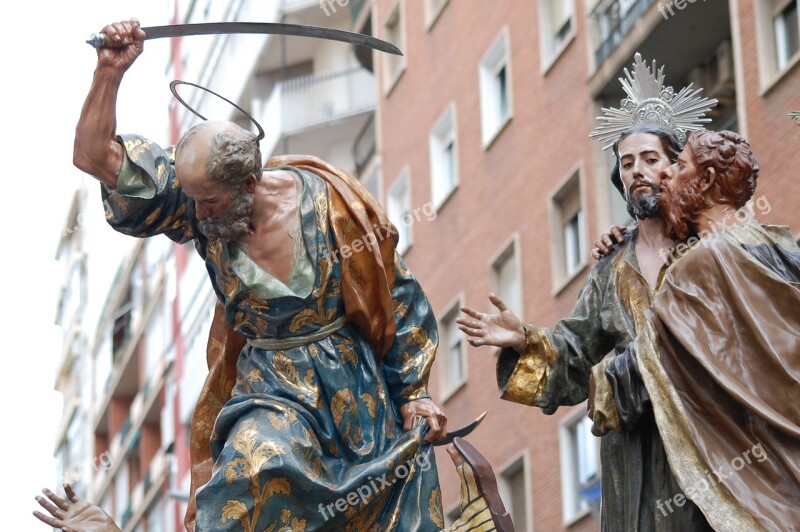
[595,227,637,269]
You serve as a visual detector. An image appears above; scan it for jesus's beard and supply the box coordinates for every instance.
[198,190,254,241]
[626,181,661,220]
[658,177,708,241]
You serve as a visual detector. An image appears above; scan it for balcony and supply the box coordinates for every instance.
[353,114,376,176]
[592,0,656,65]
[255,67,377,157]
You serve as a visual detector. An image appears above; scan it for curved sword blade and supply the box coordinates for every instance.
[432,412,488,447]
[87,21,403,56]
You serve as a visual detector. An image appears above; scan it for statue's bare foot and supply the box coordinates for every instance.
[33,484,121,532]
[442,438,515,532]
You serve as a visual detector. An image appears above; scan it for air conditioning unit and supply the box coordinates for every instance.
[687,66,707,90]
[707,40,735,97]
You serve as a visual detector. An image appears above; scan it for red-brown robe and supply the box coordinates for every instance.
[635,221,800,531]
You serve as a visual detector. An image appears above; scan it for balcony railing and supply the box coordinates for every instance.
[353,114,376,176]
[349,0,368,21]
[255,67,377,155]
[592,0,656,65]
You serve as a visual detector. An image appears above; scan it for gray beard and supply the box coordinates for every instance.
[198,191,254,241]
[626,185,661,220]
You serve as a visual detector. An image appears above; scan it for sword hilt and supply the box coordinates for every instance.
[86,32,135,48]
[86,32,107,48]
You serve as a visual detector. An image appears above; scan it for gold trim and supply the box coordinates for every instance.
[589,354,622,436]
[499,328,556,406]
[635,320,763,531]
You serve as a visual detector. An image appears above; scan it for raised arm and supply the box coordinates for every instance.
[73,19,145,187]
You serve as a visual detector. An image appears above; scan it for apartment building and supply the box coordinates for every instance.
[53,0,798,531]
[369,0,799,530]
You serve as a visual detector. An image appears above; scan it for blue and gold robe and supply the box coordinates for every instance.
[101,135,444,531]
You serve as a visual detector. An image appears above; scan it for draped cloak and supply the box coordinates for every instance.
[633,221,800,531]
[101,135,444,531]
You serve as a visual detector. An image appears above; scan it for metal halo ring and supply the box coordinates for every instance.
[169,80,265,141]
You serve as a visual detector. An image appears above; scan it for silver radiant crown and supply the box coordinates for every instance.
[590,53,718,149]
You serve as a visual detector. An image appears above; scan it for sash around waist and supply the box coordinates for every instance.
[246,316,347,350]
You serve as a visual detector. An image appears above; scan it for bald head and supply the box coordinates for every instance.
[175,120,262,191]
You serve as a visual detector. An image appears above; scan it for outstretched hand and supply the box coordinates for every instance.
[456,294,526,351]
[96,19,145,72]
[400,398,448,443]
[34,484,121,532]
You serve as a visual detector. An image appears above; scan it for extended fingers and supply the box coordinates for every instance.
[64,483,81,503]
[35,491,65,519]
[488,293,508,312]
[457,325,484,340]
[44,488,70,512]
[32,510,63,529]
[455,315,484,338]
[459,305,484,320]
[465,336,487,347]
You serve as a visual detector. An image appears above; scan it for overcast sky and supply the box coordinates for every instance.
[1,2,172,528]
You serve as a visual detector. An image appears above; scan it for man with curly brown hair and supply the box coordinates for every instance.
[621,129,800,530]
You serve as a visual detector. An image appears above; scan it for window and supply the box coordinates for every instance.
[65,414,85,495]
[180,303,214,423]
[59,261,83,331]
[100,493,113,524]
[480,30,513,147]
[550,171,586,288]
[425,0,449,29]
[383,2,406,92]
[564,211,585,276]
[539,0,574,69]
[115,460,130,523]
[438,302,466,400]
[112,287,133,361]
[560,412,599,523]
[429,103,459,208]
[756,0,800,88]
[775,0,800,69]
[499,456,531,531]
[491,238,523,318]
[362,166,383,204]
[146,498,165,532]
[95,332,112,395]
[387,170,412,255]
[144,297,168,378]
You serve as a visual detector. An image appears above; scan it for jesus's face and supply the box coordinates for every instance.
[617,133,672,220]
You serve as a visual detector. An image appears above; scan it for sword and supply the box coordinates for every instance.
[86,21,403,56]
[432,411,487,447]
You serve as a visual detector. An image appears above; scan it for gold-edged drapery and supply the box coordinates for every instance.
[184,155,402,531]
[636,223,800,531]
